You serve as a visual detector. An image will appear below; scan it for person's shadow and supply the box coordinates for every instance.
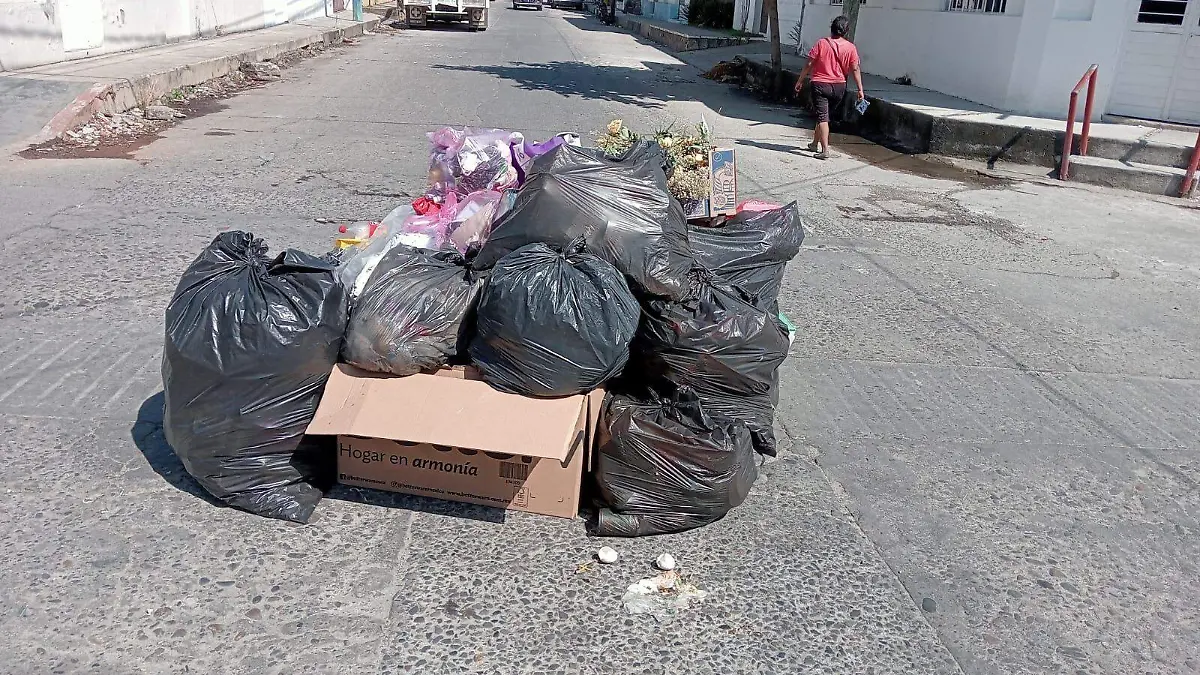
[131,392,226,508]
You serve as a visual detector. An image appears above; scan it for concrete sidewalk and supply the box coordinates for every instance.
[677,42,1199,198]
[0,11,380,152]
[615,12,758,52]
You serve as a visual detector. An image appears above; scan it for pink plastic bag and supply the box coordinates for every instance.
[397,193,458,251]
[397,191,504,254]
[736,199,783,214]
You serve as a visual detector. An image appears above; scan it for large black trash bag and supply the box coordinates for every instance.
[688,202,805,314]
[472,141,694,300]
[470,242,640,397]
[162,232,348,523]
[594,388,759,537]
[343,246,482,376]
[635,271,790,455]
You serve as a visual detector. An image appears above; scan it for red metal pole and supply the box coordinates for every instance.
[1181,131,1200,197]
[1060,91,1079,181]
[1081,67,1097,156]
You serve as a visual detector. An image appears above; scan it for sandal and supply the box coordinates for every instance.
[813,151,829,160]
[806,141,820,153]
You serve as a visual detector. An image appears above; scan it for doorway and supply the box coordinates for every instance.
[1109,0,1200,124]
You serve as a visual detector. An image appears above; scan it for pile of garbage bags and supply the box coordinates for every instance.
[159,125,805,534]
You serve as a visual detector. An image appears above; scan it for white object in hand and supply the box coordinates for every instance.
[597,546,620,564]
[655,553,677,571]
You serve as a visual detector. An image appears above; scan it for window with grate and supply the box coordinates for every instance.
[946,0,1007,13]
[1135,0,1188,25]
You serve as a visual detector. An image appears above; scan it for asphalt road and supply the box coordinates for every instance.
[1,7,1199,675]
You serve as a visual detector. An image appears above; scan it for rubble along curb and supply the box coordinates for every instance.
[29,17,381,146]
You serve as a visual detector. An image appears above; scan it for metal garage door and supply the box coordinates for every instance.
[1110,0,1200,124]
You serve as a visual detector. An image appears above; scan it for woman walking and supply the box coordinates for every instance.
[795,15,865,160]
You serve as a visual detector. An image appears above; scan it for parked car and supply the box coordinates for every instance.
[512,0,543,9]
[548,0,584,8]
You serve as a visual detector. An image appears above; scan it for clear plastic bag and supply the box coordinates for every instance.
[428,127,520,197]
[448,190,503,254]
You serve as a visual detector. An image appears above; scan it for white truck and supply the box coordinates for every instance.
[402,0,489,30]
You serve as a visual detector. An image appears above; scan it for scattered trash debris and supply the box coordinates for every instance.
[655,553,676,571]
[241,61,282,81]
[144,105,183,121]
[621,570,708,621]
[597,547,620,564]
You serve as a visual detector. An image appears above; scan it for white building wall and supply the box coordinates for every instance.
[0,0,328,72]
[796,1,1023,110]
[745,0,1137,121]
[1010,0,1130,119]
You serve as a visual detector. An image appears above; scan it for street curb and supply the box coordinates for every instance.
[31,82,116,146]
[28,17,381,146]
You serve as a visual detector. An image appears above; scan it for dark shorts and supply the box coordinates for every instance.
[812,81,847,124]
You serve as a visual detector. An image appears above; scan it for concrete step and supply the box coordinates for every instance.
[1064,155,1196,199]
[1086,136,1195,170]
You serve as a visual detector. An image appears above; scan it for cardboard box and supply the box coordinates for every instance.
[307,364,604,519]
[683,147,738,220]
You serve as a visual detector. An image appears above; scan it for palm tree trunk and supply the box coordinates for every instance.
[766,0,782,96]
[843,0,861,41]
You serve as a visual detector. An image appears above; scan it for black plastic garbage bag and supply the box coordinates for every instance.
[635,272,790,455]
[594,388,759,537]
[472,141,694,300]
[688,202,805,313]
[471,242,640,397]
[162,232,348,523]
[343,246,482,376]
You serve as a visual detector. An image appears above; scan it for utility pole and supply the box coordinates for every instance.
[843,0,861,41]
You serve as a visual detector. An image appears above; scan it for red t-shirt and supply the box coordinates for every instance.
[808,37,860,84]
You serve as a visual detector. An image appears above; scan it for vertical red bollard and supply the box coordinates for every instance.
[1182,132,1200,197]
[1081,68,1097,156]
[1060,91,1079,181]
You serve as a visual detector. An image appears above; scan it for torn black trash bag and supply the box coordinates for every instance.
[688,201,805,313]
[635,272,790,455]
[470,242,640,398]
[162,232,348,523]
[593,388,759,537]
[471,141,694,300]
[343,246,482,377]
